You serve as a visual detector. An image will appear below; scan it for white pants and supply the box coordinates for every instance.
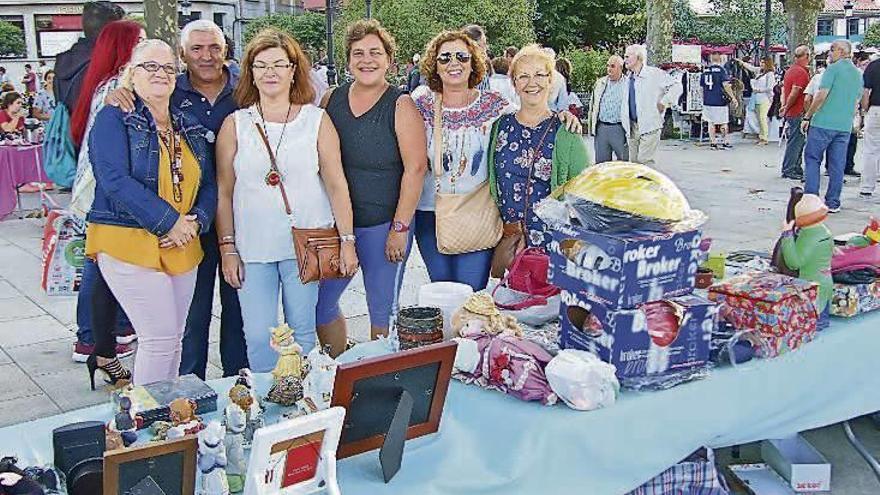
[861,107,880,194]
[628,121,661,165]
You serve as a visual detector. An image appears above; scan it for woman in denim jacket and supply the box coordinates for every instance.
[85,40,218,387]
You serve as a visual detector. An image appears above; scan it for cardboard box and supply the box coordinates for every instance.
[558,289,716,382]
[547,225,703,309]
[830,281,880,318]
[761,436,831,493]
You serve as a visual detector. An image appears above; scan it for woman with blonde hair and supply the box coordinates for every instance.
[216,29,358,372]
[85,39,216,387]
[411,33,579,291]
[489,44,589,254]
[752,57,776,145]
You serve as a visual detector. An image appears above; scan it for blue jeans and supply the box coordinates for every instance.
[316,221,412,329]
[76,257,131,344]
[781,116,805,176]
[804,126,849,210]
[179,230,248,379]
[414,210,493,291]
[237,259,318,373]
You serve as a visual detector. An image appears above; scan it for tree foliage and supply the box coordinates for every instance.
[336,0,535,68]
[144,0,179,49]
[535,0,645,51]
[673,0,786,45]
[864,21,880,48]
[0,20,25,57]
[244,13,327,57]
[563,48,612,92]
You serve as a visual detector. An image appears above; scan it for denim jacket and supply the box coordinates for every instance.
[86,98,217,237]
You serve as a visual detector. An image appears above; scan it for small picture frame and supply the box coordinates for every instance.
[103,436,197,495]
[330,341,457,459]
[244,406,345,495]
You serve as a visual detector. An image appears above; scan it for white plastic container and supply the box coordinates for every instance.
[418,282,473,340]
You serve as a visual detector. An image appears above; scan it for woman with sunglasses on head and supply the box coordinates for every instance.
[412,32,581,291]
[315,19,427,356]
[85,39,217,387]
[489,45,589,254]
[215,29,357,372]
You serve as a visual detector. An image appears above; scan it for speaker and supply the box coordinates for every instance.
[52,421,105,480]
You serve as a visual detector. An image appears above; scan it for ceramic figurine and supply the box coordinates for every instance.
[166,398,205,440]
[234,369,264,447]
[781,194,833,322]
[224,386,249,493]
[266,324,305,406]
[451,293,523,337]
[108,396,141,447]
[302,346,338,412]
[197,422,229,495]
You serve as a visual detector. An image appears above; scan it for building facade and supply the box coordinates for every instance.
[815,0,880,45]
[0,0,301,84]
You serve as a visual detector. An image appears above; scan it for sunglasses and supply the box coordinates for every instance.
[136,61,177,75]
[437,51,471,65]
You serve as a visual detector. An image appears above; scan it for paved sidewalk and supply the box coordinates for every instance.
[0,134,877,492]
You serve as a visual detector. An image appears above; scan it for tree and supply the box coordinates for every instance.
[563,48,612,92]
[647,0,674,64]
[336,0,535,69]
[144,0,179,48]
[244,13,327,57]
[534,0,645,51]
[781,0,823,59]
[673,0,786,46]
[0,20,25,58]
[864,21,880,48]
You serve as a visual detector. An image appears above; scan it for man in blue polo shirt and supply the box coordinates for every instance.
[700,50,737,150]
[107,20,247,379]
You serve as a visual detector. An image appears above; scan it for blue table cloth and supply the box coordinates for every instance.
[2,314,878,494]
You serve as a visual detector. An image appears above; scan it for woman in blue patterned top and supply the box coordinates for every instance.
[489,45,590,250]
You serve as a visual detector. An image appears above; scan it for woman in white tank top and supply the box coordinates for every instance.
[214,29,358,372]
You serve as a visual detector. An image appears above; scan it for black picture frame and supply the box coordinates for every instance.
[103,436,197,495]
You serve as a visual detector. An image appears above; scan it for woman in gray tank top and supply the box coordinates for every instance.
[315,20,428,356]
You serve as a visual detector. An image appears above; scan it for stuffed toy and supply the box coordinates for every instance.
[452,293,523,337]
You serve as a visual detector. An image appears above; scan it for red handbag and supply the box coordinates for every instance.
[493,247,560,310]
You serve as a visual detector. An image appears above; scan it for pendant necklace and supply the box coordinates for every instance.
[258,101,293,187]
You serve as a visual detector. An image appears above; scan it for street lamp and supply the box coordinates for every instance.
[325,0,337,87]
[844,0,854,40]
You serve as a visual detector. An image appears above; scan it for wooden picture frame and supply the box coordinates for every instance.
[103,436,197,495]
[330,341,457,459]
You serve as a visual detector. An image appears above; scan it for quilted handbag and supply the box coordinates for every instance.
[432,93,502,255]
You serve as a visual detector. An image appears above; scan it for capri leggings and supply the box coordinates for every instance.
[316,221,413,329]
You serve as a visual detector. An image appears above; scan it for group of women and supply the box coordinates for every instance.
[79,18,590,388]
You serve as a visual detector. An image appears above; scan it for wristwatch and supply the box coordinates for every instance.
[391,220,410,233]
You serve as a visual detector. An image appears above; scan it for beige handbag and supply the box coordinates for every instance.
[432,93,502,255]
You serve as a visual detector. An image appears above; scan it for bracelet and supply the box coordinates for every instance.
[218,240,236,247]
[340,234,356,243]
[220,235,235,242]
[222,252,240,257]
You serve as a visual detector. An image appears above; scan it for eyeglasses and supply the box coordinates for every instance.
[135,62,177,75]
[252,62,295,73]
[514,72,551,85]
[437,51,471,65]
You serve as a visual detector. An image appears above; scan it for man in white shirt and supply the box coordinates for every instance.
[590,55,628,162]
[489,57,519,109]
[620,44,683,164]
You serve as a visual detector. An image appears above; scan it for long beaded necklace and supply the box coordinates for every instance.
[158,127,184,203]
[257,101,293,187]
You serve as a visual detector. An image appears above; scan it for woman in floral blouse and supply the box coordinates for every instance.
[412,34,580,290]
[489,45,590,249]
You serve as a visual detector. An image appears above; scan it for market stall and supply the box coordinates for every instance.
[0,143,45,218]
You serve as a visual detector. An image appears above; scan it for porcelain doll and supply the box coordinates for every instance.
[108,396,141,447]
[224,386,249,493]
[266,325,305,406]
[781,194,833,324]
[165,398,205,440]
[197,422,229,495]
[234,369,265,447]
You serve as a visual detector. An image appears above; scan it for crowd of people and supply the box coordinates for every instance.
[53,1,591,390]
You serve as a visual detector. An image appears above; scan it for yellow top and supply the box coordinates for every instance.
[86,136,203,275]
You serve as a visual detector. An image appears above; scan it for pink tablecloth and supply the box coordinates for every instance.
[0,144,45,219]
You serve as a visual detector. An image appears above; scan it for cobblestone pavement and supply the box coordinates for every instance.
[0,134,877,492]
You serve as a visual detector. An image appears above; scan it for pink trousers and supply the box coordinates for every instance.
[98,253,198,386]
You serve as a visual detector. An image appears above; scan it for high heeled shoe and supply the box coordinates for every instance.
[87,354,132,390]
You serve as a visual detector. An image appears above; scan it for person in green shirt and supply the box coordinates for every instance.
[801,40,863,213]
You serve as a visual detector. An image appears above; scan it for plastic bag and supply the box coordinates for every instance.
[491,282,560,326]
[545,350,619,411]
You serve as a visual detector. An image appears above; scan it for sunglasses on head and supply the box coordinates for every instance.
[437,51,471,65]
